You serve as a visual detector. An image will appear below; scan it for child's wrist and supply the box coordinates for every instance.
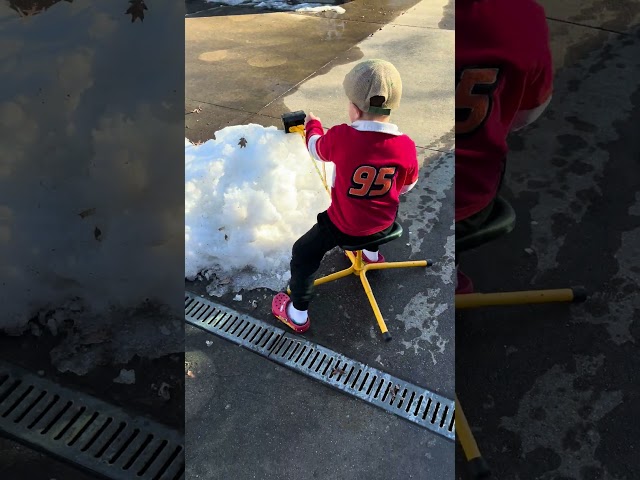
[305,119,322,133]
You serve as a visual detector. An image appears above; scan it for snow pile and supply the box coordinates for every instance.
[206,0,247,5]
[1,0,185,335]
[185,124,333,294]
[295,5,346,13]
[205,0,346,14]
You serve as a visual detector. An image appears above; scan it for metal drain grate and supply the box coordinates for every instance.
[185,292,455,441]
[0,361,184,480]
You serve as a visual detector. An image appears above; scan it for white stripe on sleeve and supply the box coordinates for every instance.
[307,134,325,162]
[400,179,418,195]
[511,95,552,132]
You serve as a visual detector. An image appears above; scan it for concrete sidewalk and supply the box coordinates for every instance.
[185,0,455,478]
[456,1,640,479]
[186,326,451,480]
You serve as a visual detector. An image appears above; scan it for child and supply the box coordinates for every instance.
[455,0,554,293]
[272,59,419,333]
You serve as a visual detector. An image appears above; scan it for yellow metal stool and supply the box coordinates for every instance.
[455,195,587,477]
[455,196,587,309]
[314,222,431,342]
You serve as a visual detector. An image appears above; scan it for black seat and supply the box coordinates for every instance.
[456,196,516,253]
[341,222,403,251]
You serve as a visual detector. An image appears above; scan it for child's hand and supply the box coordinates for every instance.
[305,112,319,125]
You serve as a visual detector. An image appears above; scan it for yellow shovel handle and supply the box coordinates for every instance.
[289,125,330,196]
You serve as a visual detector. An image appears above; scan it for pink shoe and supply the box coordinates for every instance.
[345,251,385,264]
[271,292,310,333]
[456,268,474,294]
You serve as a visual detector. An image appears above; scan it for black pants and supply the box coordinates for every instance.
[289,211,395,310]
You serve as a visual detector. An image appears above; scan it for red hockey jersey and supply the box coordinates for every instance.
[456,0,553,221]
[305,119,419,237]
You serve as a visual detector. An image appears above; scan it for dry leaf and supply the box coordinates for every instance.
[390,385,400,401]
[126,0,148,23]
[186,370,195,378]
[331,367,347,377]
[78,208,96,219]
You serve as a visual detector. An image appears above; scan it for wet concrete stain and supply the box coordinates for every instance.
[506,29,640,282]
[500,355,623,479]
[438,0,453,30]
[425,126,455,152]
[396,290,449,364]
[564,0,640,34]
[557,133,588,154]
[260,44,365,132]
[566,116,598,133]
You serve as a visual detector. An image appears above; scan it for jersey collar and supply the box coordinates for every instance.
[350,120,402,136]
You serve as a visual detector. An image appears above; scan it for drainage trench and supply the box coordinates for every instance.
[0,361,185,480]
[185,292,455,441]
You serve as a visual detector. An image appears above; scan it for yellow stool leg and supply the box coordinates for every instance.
[284,250,430,341]
[365,259,430,271]
[286,266,354,295]
[455,395,490,478]
[313,266,355,286]
[359,271,392,342]
[455,286,586,309]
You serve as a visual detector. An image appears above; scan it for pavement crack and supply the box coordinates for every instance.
[546,16,633,36]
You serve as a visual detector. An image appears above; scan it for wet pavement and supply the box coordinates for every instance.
[185,0,455,478]
[456,1,640,479]
[184,0,452,143]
